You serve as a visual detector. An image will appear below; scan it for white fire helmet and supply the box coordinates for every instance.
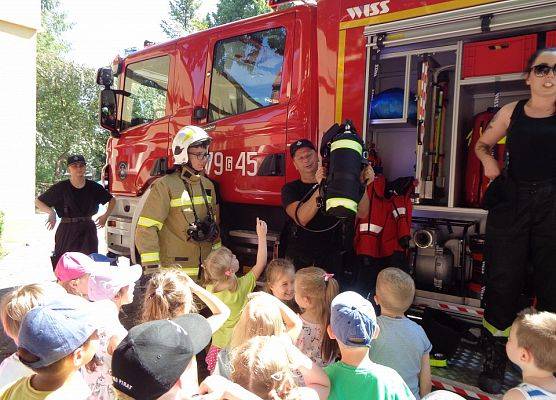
[172,125,212,165]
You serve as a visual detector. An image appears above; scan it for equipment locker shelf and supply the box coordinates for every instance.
[369,46,457,207]
[369,52,532,210]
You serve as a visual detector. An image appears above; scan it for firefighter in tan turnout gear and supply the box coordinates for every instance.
[135,126,220,277]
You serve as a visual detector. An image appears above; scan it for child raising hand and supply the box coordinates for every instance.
[203,217,268,373]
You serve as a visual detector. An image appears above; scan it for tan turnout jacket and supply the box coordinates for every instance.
[135,166,220,276]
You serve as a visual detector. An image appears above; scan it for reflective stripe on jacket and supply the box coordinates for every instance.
[355,176,414,258]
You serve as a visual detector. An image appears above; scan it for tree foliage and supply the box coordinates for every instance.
[206,0,270,27]
[38,0,71,55]
[161,0,270,38]
[36,0,107,192]
[160,0,203,38]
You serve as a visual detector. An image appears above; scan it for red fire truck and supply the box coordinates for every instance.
[96,0,556,397]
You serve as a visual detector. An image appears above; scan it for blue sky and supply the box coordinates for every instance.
[61,0,218,68]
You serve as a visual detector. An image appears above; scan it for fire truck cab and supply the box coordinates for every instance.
[97,0,556,397]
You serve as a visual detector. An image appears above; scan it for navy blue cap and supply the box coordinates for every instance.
[290,139,316,158]
[67,155,86,166]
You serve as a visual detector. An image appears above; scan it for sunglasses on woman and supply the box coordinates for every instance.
[531,63,556,77]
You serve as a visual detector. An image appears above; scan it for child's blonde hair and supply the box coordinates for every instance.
[513,309,556,372]
[202,246,238,292]
[1,283,51,340]
[141,270,196,322]
[376,267,415,314]
[231,336,300,400]
[230,295,286,349]
[295,267,339,363]
[265,258,295,293]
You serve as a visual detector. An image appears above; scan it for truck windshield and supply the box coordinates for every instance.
[208,27,286,122]
[121,56,170,131]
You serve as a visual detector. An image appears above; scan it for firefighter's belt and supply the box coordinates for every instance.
[60,217,93,223]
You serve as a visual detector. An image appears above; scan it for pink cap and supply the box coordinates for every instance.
[55,252,98,282]
[88,264,142,301]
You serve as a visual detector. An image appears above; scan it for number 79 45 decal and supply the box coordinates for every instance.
[206,151,258,176]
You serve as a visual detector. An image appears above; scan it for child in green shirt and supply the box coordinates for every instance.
[204,218,268,372]
[324,291,415,400]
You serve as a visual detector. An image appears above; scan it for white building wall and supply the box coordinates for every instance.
[0,0,41,241]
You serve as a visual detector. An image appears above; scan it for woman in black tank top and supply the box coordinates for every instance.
[474,47,556,394]
[507,100,556,181]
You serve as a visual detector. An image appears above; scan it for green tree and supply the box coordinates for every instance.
[160,0,203,38]
[38,0,71,55]
[36,55,104,187]
[206,0,270,27]
[36,0,107,192]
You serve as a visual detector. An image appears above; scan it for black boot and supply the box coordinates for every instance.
[478,329,507,394]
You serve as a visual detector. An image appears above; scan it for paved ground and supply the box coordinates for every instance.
[0,213,107,362]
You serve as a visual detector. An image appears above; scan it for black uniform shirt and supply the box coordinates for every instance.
[38,180,112,218]
[281,179,339,255]
[507,100,556,182]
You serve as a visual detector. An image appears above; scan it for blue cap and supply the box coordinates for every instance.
[89,252,117,266]
[18,294,96,369]
[330,291,378,347]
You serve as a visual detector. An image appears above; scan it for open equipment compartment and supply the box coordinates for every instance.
[364,0,556,212]
[361,0,556,312]
[357,3,556,397]
[367,46,457,207]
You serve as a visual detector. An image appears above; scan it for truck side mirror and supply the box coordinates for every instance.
[100,89,119,135]
[193,106,208,120]
[96,67,114,87]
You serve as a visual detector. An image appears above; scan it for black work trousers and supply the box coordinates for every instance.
[286,247,346,285]
[353,252,408,300]
[51,220,98,268]
[286,248,342,274]
[484,180,556,331]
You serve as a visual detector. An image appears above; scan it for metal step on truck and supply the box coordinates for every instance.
[410,296,522,399]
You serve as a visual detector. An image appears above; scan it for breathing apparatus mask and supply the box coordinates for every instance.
[187,215,219,243]
[320,121,368,218]
[187,189,216,243]
[292,121,367,234]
